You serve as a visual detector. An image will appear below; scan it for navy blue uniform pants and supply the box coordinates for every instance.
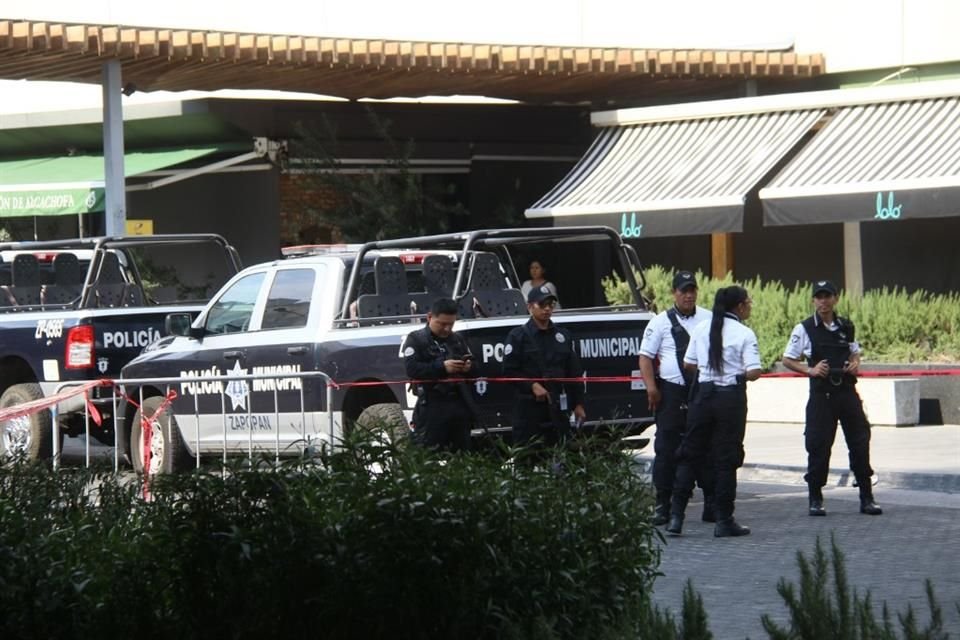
[652,380,714,495]
[673,384,746,521]
[413,394,472,453]
[512,399,570,447]
[804,387,873,488]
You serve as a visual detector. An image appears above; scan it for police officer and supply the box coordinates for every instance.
[781,280,882,517]
[638,271,713,526]
[503,285,585,453]
[402,297,476,452]
[667,286,762,538]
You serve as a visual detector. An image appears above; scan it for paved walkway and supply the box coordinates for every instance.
[637,422,960,638]
[650,482,960,639]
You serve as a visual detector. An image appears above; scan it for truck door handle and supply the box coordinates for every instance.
[287,346,308,356]
[224,350,243,360]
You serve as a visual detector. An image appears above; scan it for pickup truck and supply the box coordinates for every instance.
[118,227,655,474]
[0,234,241,459]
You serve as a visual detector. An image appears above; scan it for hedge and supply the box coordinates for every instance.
[605,266,960,369]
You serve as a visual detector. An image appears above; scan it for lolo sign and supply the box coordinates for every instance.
[620,212,643,238]
[874,192,903,220]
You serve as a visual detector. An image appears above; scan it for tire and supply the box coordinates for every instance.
[354,403,410,446]
[130,396,194,475]
[0,383,58,461]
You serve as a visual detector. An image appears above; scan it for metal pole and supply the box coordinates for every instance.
[102,60,126,236]
[51,405,60,471]
[327,380,335,448]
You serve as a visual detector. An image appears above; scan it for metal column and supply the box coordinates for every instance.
[102,60,126,236]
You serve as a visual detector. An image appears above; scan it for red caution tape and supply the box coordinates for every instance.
[763,369,960,378]
[0,380,109,423]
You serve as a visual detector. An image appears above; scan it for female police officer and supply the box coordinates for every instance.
[667,286,762,538]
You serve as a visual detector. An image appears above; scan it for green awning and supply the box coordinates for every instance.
[0,145,231,217]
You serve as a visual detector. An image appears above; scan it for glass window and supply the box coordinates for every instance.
[204,272,265,335]
[262,269,316,330]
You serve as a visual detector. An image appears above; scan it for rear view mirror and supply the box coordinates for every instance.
[165,312,195,337]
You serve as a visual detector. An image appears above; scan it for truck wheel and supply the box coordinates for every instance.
[0,383,57,461]
[355,403,410,446]
[130,396,193,475]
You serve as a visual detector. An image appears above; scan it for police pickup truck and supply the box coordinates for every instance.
[119,227,654,474]
[0,234,241,459]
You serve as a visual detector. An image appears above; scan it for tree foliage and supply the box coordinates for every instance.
[291,108,469,242]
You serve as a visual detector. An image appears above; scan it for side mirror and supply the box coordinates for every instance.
[165,312,196,338]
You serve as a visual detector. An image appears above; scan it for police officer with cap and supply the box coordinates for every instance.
[638,270,713,526]
[782,280,882,517]
[402,297,477,452]
[503,284,585,452]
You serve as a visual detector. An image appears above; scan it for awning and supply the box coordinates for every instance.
[525,109,824,238]
[0,145,234,217]
[761,97,960,226]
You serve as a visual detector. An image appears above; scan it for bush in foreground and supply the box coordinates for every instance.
[762,535,952,640]
[0,438,661,639]
[1,445,953,639]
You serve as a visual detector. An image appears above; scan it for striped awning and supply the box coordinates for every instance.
[761,97,960,226]
[524,109,824,238]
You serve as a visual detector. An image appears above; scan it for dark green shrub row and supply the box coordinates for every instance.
[1,444,954,639]
[0,439,663,640]
[605,266,960,368]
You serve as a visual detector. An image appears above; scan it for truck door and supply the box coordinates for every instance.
[239,266,326,451]
[172,271,267,452]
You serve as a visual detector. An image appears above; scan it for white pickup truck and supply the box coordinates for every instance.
[119,227,655,473]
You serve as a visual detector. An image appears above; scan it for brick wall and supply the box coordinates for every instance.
[278,173,343,244]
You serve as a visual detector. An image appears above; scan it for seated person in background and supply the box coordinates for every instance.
[520,259,560,308]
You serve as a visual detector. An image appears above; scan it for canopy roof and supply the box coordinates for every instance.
[0,19,825,103]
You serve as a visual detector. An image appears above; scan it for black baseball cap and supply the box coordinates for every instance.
[527,285,559,305]
[672,271,697,291]
[812,280,838,296]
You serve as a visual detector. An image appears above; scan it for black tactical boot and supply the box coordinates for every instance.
[666,513,684,536]
[701,493,716,523]
[808,486,826,516]
[858,480,883,515]
[666,494,688,536]
[714,517,751,537]
[652,490,671,526]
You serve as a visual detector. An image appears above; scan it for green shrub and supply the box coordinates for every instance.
[762,535,951,640]
[604,267,960,368]
[0,439,662,640]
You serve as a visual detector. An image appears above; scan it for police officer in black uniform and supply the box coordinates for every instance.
[503,285,585,452]
[782,280,882,517]
[402,297,477,452]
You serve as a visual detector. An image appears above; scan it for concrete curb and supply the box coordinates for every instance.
[632,456,960,494]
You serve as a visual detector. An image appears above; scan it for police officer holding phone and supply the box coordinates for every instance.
[781,280,882,517]
[638,271,713,526]
[402,297,477,452]
[503,285,585,452]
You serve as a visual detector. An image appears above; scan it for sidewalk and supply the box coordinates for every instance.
[635,421,960,493]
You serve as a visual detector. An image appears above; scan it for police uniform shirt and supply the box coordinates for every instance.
[783,315,861,361]
[503,318,584,407]
[638,305,711,385]
[402,326,472,381]
[683,315,761,385]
